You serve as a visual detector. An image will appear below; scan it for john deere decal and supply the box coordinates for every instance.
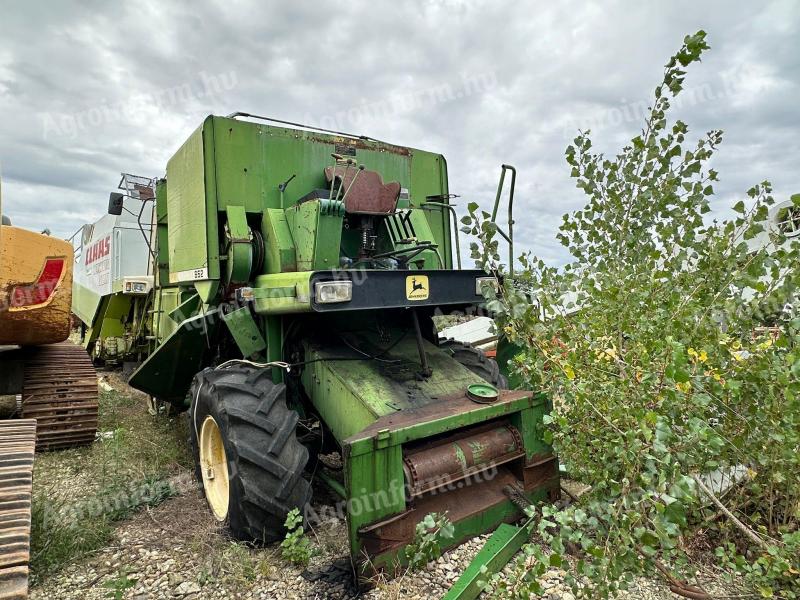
[406,275,429,301]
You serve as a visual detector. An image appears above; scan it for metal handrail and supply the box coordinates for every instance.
[226,112,390,145]
[490,164,516,275]
[421,200,462,270]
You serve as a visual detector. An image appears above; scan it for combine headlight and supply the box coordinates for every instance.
[475,276,499,296]
[315,281,352,304]
[125,281,148,293]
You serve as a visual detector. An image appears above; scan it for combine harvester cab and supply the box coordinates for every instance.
[71,174,155,369]
[127,114,559,579]
[1,193,98,599]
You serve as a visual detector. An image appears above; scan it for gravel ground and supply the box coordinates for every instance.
[28,376,744,600]
[31,483,736,600]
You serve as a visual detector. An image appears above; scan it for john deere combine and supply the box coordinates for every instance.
[128,114,558,575]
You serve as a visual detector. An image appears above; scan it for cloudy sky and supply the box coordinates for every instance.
[0,0,797,265]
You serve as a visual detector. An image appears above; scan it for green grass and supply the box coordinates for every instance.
[29,387,192,582]
[195,541,277,588]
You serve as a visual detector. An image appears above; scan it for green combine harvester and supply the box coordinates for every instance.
[127,113,559,578]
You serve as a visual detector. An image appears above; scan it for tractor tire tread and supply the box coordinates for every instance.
[189,366,310,543]
[440,339,508,388]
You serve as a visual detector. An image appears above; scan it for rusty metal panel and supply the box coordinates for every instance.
[21,343,98,450]
[357,467,523,558]
[403,425,524,496]
[0,419,36,600]
[324,166,401,215]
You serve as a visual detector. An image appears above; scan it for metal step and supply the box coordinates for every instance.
[0,419,36,600]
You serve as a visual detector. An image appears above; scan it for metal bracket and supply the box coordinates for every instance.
[441,520,534,600]
[221,306,267,358]
[374,428,391,450]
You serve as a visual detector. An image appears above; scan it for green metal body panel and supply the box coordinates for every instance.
[496,338,526,390]
[129,308,220,403]
[194,281,219,304]
[340,389,555,573]
[224,205,253,285]
[301,336,483,441]
[262,208,297,273]
[155,179,170,286]
[345,392,545,459]
[81,293,132,347]
[301,337,486,442]
[284,199,344,271]
[164,116,452,282]
[168,293,201,323]
[441,521,534,600]
[166,125,216,285]
[71,276,103,328]
[152,287,185,341]
[222,307,266,358]
[251,272,312,314]
[412,154,452,268]
[264,314,284,383]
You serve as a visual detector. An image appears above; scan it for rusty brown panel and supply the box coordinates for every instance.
[324,166,401,215]
[307,135,412,157]
[133,183,155,200]
[522,453,560,499]
[357,467,522,559]
[403,425,524,496]
[0,419,36,600]
[346,390,533,444]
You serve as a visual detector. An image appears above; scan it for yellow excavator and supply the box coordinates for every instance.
[0,177,98,599]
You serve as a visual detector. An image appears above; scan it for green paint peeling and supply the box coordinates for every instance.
[453,444,468,471]
[468,440,485,464]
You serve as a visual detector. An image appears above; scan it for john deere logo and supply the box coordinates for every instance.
[406,275,429,301]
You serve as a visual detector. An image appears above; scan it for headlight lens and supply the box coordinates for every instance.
[475,276,499,296]
[315,281,353,304]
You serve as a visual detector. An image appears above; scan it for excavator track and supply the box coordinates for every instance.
[0,419,36,600]
[21,343,98,451]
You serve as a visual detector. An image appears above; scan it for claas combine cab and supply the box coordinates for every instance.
[128,114,558,575]
[0,196,98,599]
[71,173,156,368]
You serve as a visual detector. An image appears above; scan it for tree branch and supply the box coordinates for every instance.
[692,474,771,552]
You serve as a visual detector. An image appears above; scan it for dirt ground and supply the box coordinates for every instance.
[26,373,742,600]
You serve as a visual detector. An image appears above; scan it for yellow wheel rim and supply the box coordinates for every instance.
[199,416,230,521]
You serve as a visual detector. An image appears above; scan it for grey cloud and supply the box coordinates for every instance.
[0,0,796,266]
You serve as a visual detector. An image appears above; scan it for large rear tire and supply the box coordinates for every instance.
[440,339,508,388]
[188,366,311,542]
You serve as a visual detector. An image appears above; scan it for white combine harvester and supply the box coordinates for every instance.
[71,174,155,368]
